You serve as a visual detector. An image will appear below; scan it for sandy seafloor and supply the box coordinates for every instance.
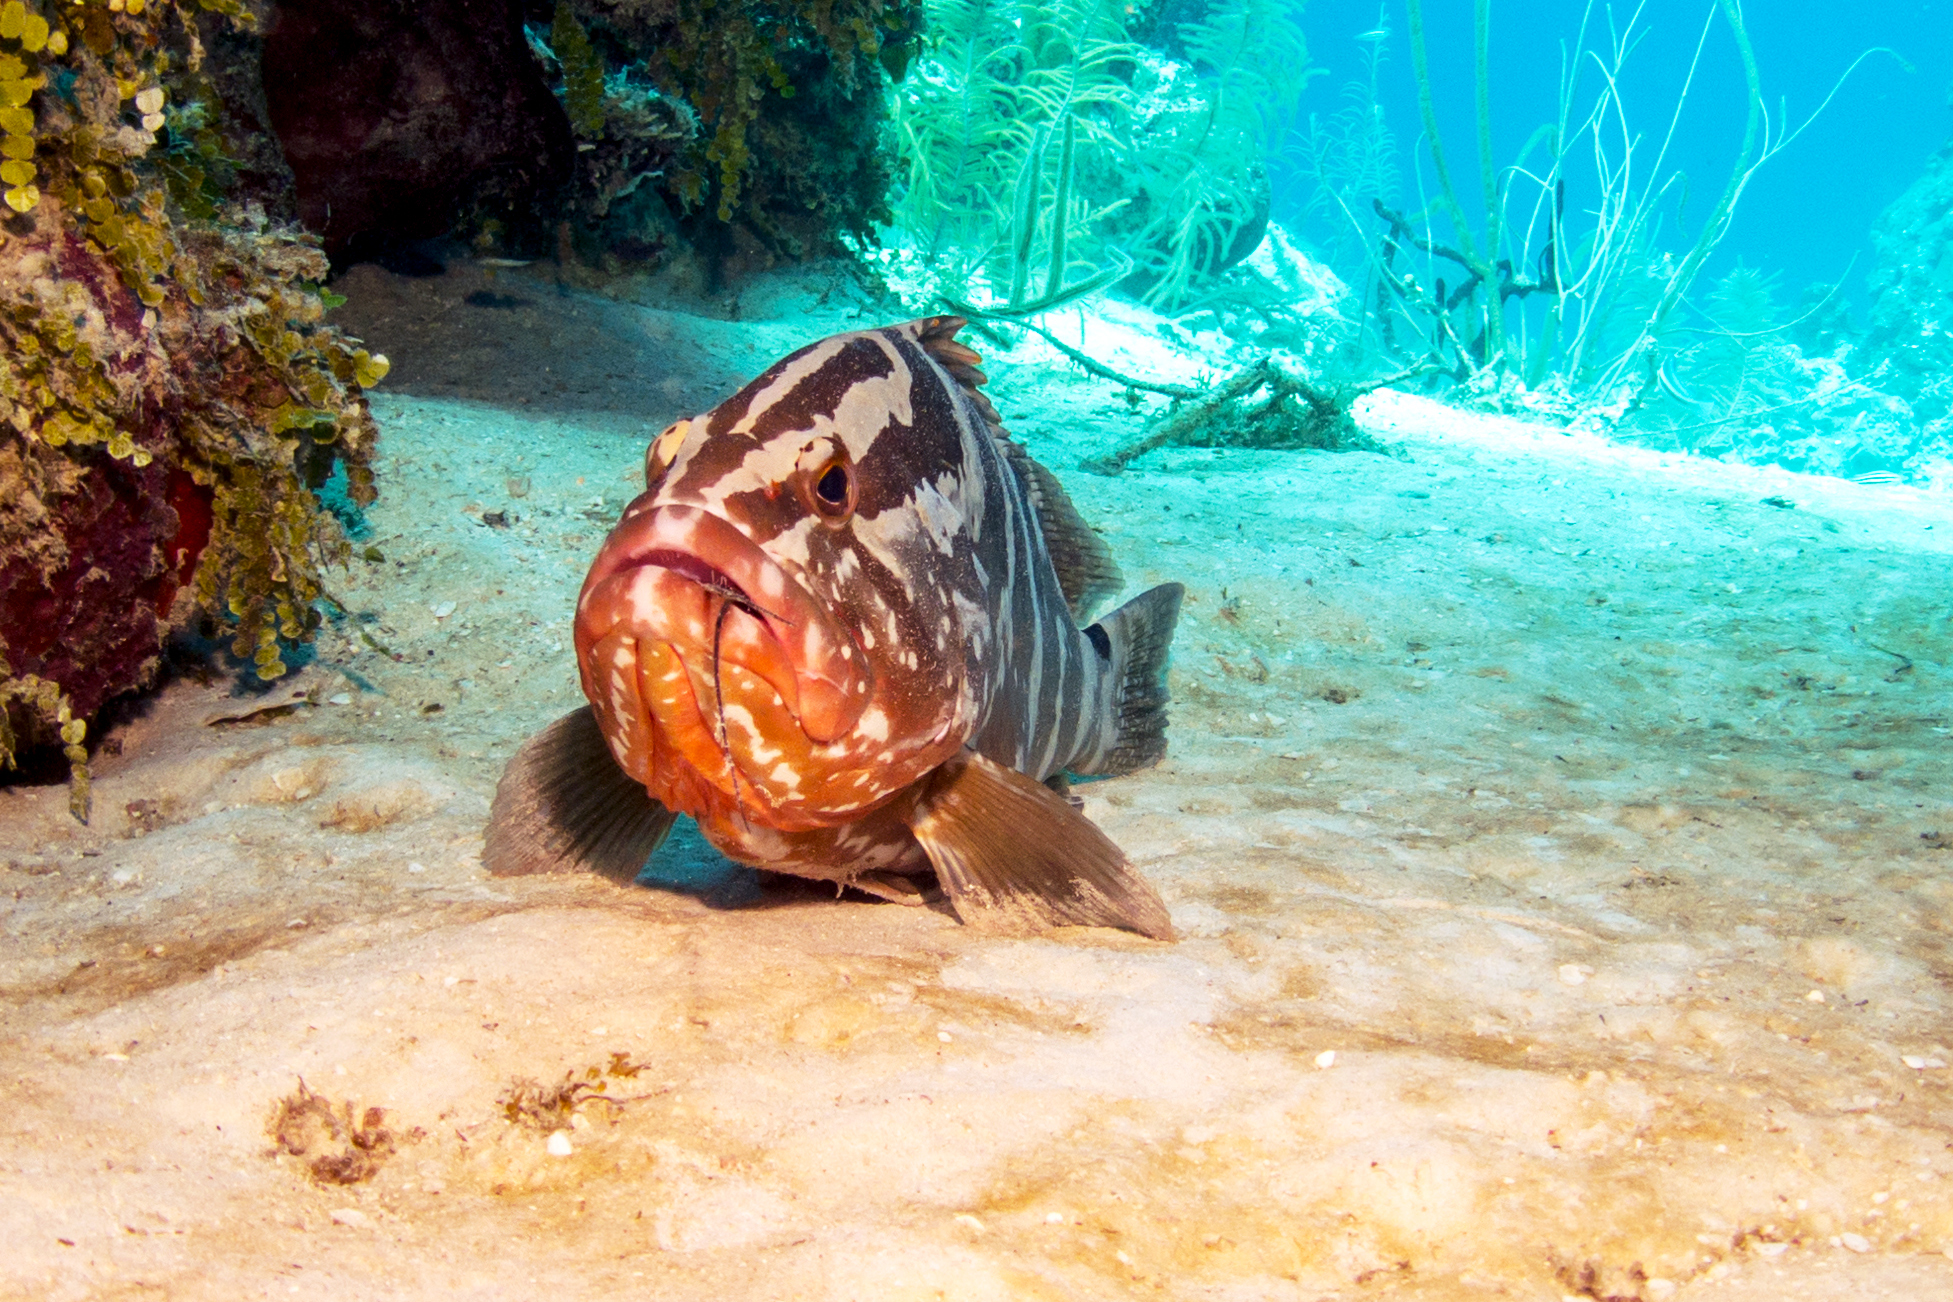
[4,256,1953,1302]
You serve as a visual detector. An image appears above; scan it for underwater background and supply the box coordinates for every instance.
[1281,0,1953,301]
[2,1,1953,1298]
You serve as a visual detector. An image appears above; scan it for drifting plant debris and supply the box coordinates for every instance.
[946,305,1417,476]
[1371,196,1559,383]
[202,687,320,729]
[268,1079,397,1186]
[498,1052,653,1130]
[1081,358,1417,475]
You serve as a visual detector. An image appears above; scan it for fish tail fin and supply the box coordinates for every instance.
[484,706,677,882]
[1084,581,1184,776]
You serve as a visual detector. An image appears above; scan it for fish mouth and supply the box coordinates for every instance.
[637,549,763,616]
[575,501,871,752]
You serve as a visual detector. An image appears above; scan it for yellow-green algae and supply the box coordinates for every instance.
[569,0,920,235]
[0,0,387,818]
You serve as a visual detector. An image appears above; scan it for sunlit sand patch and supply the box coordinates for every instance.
[2,264,1951,1298]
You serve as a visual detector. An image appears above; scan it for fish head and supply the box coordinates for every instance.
[574,321,994,831]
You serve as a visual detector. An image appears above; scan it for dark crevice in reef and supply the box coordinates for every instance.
[262,0,575,263]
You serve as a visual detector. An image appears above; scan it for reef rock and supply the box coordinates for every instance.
[0,427,196,739]
[0,188,379,786]
[261,0,575,259]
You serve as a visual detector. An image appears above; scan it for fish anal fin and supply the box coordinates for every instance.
[484,706,677,883]
[904,751,1173,940]
[850,870,932,905]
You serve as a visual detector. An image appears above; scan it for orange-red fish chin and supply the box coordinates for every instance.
[573,501,946,832]
[631,638,954,833]
[577,502,870,744]
[579,620,953,833]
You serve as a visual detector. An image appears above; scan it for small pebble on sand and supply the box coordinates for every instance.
[1558,964,1587,985]
[1315,1050,1337,1069]
[329,1208,372,1229]
[546,1131,573,1157]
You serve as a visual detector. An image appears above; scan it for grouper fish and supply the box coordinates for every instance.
[483,316,1183,939]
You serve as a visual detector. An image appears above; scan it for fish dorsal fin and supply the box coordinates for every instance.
[912,315,1003,425]
[909,316,1123,624]
[998,439,1124,623]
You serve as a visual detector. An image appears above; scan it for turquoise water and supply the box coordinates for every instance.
[1276,0,1953,299]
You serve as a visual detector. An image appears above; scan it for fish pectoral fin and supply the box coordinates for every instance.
[484,706,677,883]
[903,752,1173,941]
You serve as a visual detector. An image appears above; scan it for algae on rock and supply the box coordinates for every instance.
[0,0,387,815]
[540,0,923,267]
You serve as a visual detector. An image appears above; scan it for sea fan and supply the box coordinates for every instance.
[1120,0,1317,309]
[1288,10,1397,276]
[889,0,1137,305]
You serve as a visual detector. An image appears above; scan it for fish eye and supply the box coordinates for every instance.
[646,420,689,487]
[812,461,854,517]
